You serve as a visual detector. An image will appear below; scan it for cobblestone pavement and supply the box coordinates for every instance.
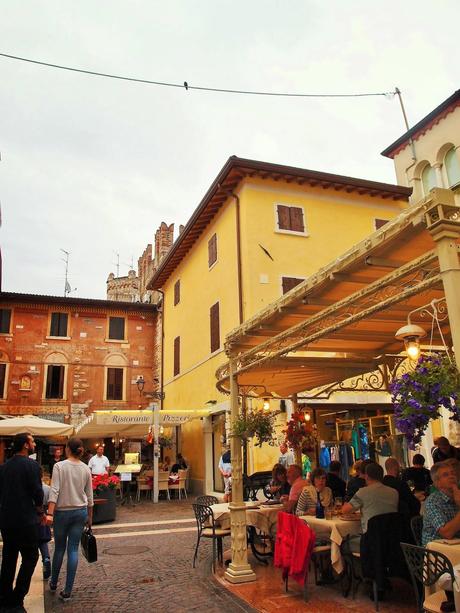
[44,498,254,613]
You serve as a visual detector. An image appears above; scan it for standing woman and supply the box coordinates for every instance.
[46,437,93,602]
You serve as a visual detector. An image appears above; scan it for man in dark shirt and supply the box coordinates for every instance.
[402,453,432,493]
[0,432,44,611]
[345,459,370,502]
[326,461,346,500]
[384,457,420,518]
[432,437,460,464]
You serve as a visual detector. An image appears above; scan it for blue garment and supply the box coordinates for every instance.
[319,447,331,469]
[422,489,460,546]
[339,444,353,482]
[51,508,87,593]
[358,424,369,460]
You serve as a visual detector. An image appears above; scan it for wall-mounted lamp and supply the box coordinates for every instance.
[304,412,311,422]
[263,399,270,412]
[395,323,426,361]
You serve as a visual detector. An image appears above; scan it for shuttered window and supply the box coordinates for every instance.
[174,279,180,306]
[276,205,305,233]
[45,365,65,399]
[173,337,180,376]
[281,277,304,295]
[208,234,217,268]
[50,312,68,337]
[107,367,123,400]
[374,218,389,230]
[0,309,11,334]
[109,317,125,340]
[0,364,6,397]
[210,302,220,353]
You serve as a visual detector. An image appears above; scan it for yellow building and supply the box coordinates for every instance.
[148,156,411,494]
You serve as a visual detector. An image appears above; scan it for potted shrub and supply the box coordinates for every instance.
[390,353,460,448]
[92,474,120,524]
[231,410,277,447]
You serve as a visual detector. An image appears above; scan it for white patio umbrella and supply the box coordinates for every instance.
[0,415,74,437]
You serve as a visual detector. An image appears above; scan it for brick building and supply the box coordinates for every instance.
[106,222,175,303]
[0,293,158,429]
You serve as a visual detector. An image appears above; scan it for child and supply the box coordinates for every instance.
[39,467,52,579]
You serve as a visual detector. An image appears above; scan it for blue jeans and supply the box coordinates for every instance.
[51,508,87,594]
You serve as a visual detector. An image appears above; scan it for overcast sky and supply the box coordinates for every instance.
[1,1,458,299]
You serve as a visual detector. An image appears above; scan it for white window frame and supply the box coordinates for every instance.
[273,202,309,237]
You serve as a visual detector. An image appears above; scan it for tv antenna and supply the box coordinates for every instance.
[60,248,76,297]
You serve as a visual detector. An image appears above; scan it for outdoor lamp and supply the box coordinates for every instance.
[136,375,145,395]
[304,412,311,422]
[263,399,270,412]
[395,323,426,361]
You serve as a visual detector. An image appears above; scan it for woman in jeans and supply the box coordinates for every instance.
[46,437,93,602]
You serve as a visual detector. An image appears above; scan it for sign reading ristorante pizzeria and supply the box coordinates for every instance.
[95,411,190,426]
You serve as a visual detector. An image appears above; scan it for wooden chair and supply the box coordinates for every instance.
[169,469,188,500]
[158,471,170,500]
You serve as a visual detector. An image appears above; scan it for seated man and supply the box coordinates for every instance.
[280,464,307,513]
[432,437,460,464]
[341,462,398,537]
[345,460,368,502]
[422,461,460,546]
[326,461,346,500]
[383,457,420,518]
[401,453,432,493]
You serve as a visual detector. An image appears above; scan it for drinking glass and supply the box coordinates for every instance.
[325,505,333,520]
[334,497,343,514]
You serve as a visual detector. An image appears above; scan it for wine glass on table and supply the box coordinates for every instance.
[334,497,343,515]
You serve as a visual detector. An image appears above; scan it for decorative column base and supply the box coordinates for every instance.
[224,501,256,584]
[224,562,257,584]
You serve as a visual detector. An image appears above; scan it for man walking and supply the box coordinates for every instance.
[88,445,110,476]
[0,432,44,612]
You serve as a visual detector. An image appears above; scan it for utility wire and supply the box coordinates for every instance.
[0,52,396,99]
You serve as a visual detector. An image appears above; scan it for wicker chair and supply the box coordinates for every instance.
[169,469,188,500]
[191,503,230,571]
[158,471,170,500]
[401,542,456,613]
[136,478,153,502]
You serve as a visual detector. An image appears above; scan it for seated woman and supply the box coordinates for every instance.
[296,467,333,516]
[170,453,188,474]
[161,456,171,472]
[268,464,291,499]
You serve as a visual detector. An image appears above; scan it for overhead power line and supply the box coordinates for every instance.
[0,52,396,99]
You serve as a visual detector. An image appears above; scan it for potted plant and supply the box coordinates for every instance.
[390,353,460,449]
[283,412,317,464]
[92,473,120,524]
[231,410,277,447]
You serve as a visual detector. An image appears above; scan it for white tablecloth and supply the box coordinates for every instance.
[426,540,460,610]
[299,514,362,574]
[211,502,281,536]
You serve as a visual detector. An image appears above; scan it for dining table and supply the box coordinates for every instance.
[298,513,362,574]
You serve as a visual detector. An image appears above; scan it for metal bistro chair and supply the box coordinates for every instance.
[196,495,219,506]
[401,542,456,613]
[411,515,424,546]
[191,503,230,571]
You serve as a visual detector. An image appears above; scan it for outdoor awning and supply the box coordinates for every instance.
[0,415,74,437]
[75,409,210,439]
[216,189,459,397]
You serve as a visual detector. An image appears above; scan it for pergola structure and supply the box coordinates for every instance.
[216,188,460,584]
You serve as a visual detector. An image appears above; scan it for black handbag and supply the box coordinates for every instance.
[80,527,97,563]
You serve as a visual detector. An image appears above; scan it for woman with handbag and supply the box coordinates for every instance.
[46,437,93,602]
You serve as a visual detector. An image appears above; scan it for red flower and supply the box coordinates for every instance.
[92,474,120,492]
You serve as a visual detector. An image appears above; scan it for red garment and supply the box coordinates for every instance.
[274,511,315,585]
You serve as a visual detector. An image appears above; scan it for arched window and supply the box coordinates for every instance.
[104,354,127,401]
[0,351,8,399]
[422,164,437,195]
[445,147,460,187]
[44,352,67,399]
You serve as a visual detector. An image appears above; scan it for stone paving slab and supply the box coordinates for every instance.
[44,498,254,613]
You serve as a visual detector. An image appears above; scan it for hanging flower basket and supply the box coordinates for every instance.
[158,435,173,448]
[390,354,460,449]
[283,412,317,452]
[231,410,277,447]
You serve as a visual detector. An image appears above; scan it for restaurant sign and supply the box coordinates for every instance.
[95,412,190,427]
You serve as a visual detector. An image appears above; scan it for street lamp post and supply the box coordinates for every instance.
[136,376,165,503]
